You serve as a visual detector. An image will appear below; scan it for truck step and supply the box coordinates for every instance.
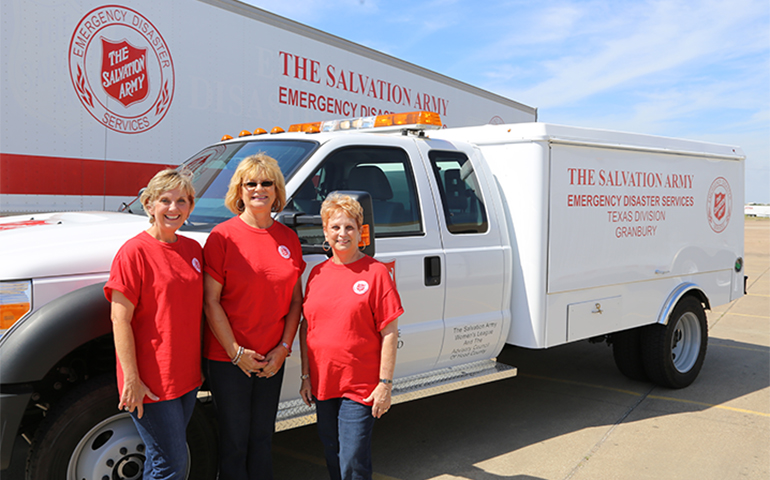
[275,358,517,431]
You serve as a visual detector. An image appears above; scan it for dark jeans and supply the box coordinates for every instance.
[315,397,376,480]
[206,359,285,480]
[130,387,198,480]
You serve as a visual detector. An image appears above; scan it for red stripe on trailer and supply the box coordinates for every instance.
[0,153,175,196]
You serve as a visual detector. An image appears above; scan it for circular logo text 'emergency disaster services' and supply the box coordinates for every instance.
[68,5,175,134]
[706,177,732,233]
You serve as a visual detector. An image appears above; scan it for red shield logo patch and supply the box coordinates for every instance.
[101,38,148,108]
[714,192,726,221]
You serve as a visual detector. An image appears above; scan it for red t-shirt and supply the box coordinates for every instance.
[303,255,403,404]
[104,231,203,403]
[203,217,305,361]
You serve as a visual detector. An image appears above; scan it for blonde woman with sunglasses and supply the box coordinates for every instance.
[203,154,305,480]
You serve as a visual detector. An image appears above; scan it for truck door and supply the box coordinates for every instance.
[423,148,507,367]
[288,139,446,377]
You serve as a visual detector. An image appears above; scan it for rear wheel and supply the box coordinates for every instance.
[611,327,648,381]
[26,375,217,479]
[641,296,708,389]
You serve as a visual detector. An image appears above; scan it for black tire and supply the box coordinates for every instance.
[26,375,218,480]
[641,296,708,389]
[611,327,648,381]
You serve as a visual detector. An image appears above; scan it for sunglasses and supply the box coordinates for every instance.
[242,180,274,189]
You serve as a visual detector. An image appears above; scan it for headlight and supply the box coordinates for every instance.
[1,280,32,334]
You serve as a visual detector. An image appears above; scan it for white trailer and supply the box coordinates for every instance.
[744,204,770,217]
[0,0,535,214]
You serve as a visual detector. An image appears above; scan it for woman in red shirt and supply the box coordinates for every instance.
[300,193,403,480]
[203,154,304,480]
[105,169,203,479]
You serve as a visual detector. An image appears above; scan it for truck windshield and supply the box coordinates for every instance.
[125,139,318,226]
[184,139,317,225]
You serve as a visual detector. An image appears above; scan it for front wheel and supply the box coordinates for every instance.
[641,296,708,389]
[26,375,217,479]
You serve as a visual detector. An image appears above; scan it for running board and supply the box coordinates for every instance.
[275,358,517,432]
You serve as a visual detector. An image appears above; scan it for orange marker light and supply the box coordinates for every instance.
[270,126,285,134]
[238,130,252,137]
[288,122,321,133]
[253,128,267,135]
[221,134,233,141]
[375,111,442,128]
[358,224,371,248]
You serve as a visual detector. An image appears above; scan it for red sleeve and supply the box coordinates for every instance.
[203,228,226,285]
[104,241,142,307]
[372,264,403,331]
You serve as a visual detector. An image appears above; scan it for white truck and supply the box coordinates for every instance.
[0,111,745,478]
[0,0,535,215]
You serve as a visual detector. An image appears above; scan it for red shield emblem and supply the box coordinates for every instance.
[101,38,149,107]
[714,192,726,220]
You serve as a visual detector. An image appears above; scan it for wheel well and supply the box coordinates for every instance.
[682,290,710,311]
[19,334,116,443]
[659,285,710,326]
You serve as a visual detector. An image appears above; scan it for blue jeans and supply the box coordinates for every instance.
[315,397,376,480]
[206,359,285,480]
[130,387,198,480]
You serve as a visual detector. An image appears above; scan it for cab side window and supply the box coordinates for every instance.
[429,151,488,234]
[288,147,422,241]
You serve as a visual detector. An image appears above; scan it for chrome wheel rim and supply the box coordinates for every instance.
[670,312,701,373]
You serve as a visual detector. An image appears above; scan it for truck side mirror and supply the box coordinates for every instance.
[277,190,376,257]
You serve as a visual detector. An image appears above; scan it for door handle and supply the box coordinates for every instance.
[424,256,441,286]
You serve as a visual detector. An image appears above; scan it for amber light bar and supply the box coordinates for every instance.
[288,111,443,133]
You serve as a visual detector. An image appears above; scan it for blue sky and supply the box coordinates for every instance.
[244,0,769,203]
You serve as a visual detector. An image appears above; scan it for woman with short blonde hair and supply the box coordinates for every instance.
[140,169,195,222]
[320,192,364,229]
[106,168,203,479]
[300,194,402,480]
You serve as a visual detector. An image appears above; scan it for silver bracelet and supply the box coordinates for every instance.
[231,345,244,365]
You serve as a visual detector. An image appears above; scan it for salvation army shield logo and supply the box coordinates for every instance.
[707,177,732,233]
[714,193,726,220]
[68,5,174,134]
[101,39,148,107]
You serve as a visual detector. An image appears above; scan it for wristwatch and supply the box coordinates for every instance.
[379,378,393,385]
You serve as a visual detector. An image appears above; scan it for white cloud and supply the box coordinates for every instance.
[495,0,766,108]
